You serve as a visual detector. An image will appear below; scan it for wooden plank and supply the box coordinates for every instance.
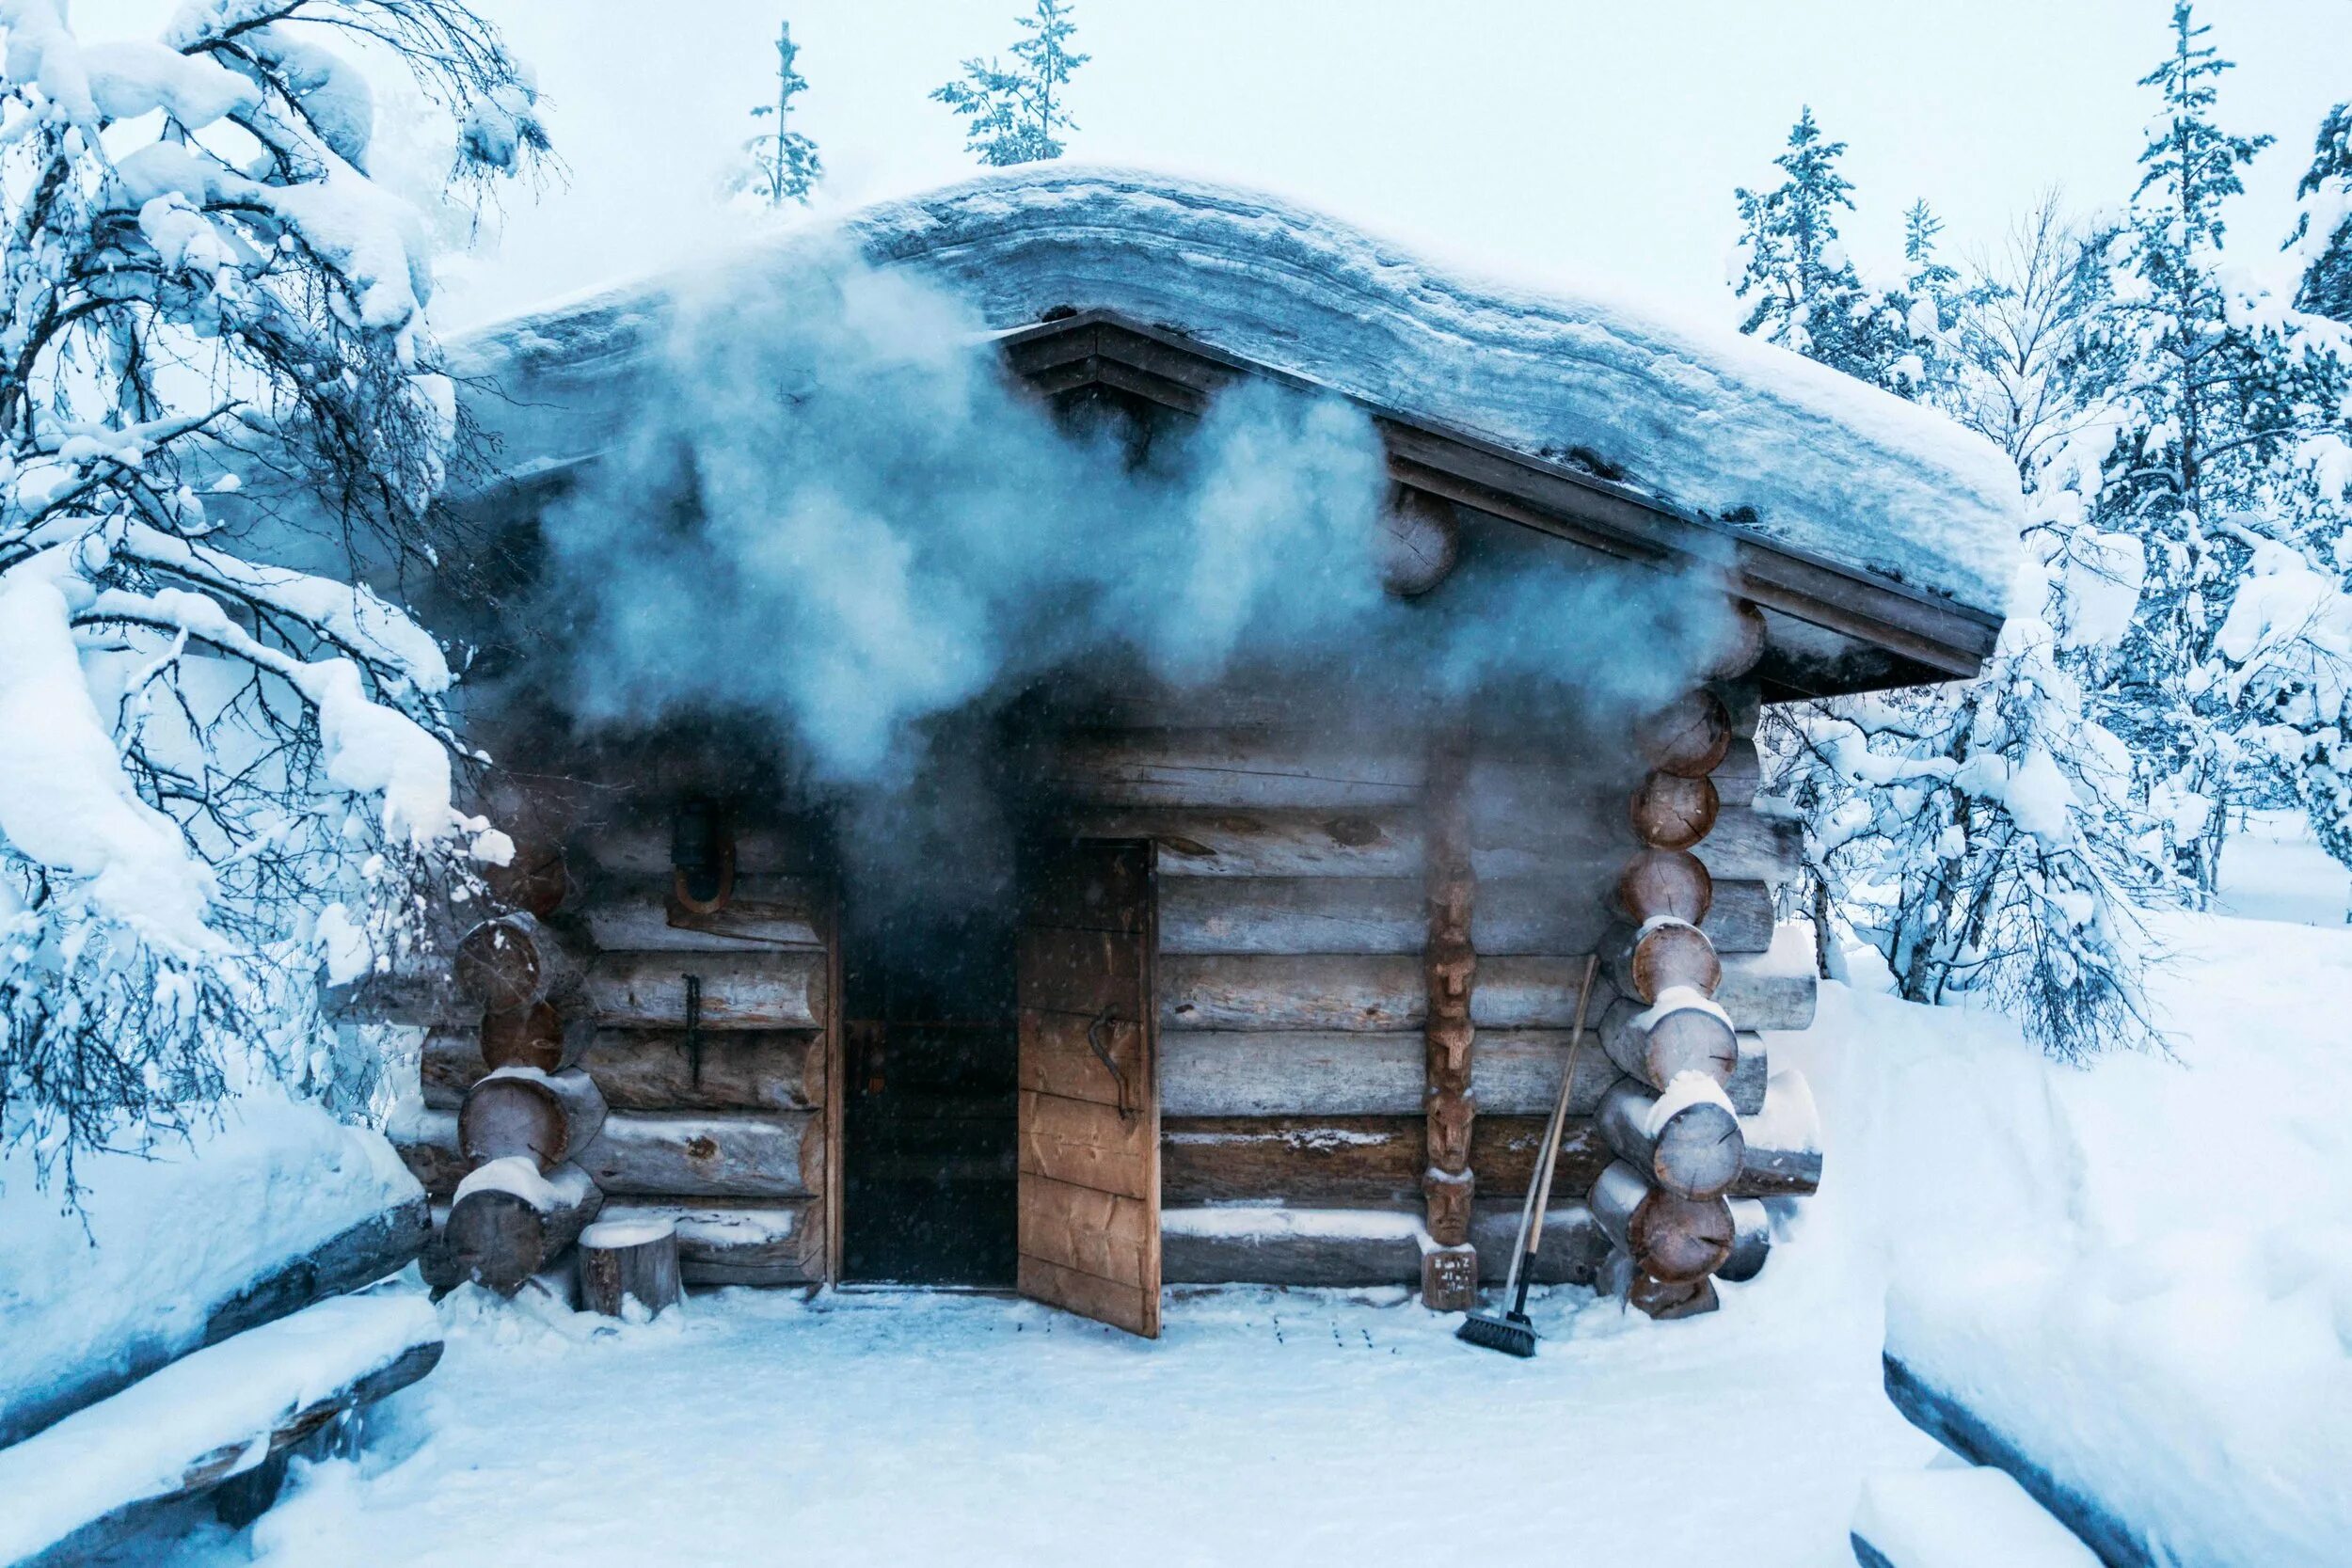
[1162,1117,1422,1205]
[571,820,820,879]
[1473,1117,1612,1205]
[1161,1030,1424,1116]
[1159,1207,1421,1286]
[423,1027,823,1114]
[388,1106,464,1200]
[1017,1007,1149,1109]
[577,1111,820,1199]
[1017,1172,1152,1288]
[1711,738,1762,809]
[1159,954,1426,1031]
[1016,927,1146,1018]
[1717,924,1821,1032]
[583,951,824,1031]
[1064,806,1422,879]
[1470,1032,1628,1117]
[1156,877,1425,955]
[1018,1090,1154,1202]
[1472,957,1620,1029]
[1467,1202,1609,1287]
[1470,803,1803,890]
[1016,1255,1156,1337]
[596,1199,823,1286]
[1158,1116,1609,1207]
[582,876,825,952]
[1018,837,1160,1337]
[1047,732,1424,809]
[1025,846,1152,934]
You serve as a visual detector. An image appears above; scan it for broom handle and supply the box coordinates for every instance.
[1501,954,1597,1307]
[1508,955,1597,1315]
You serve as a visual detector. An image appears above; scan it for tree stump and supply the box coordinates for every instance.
[580,1217,684,1320]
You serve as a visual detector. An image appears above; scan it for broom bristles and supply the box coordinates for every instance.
[1454,1310,1538,1357]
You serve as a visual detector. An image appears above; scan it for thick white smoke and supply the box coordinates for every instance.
[537,247,1734,796]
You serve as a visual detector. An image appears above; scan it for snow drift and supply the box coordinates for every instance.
[0,1091,424,1447]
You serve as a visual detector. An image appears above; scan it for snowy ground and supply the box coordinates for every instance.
[88,835,2352,1568]
[123,1281,1924,1567]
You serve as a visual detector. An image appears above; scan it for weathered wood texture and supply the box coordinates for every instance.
[1597,1074,1745,1201]
[571,821,821,879]
[1047,733,1423,809]
[457,1066,607,1171]
[580,1218,684,1319]
[1158,1114,1608,1209]
[1422,746,1477,1276]
[1588,1159,1735,1284]
[1018,838,1161,1338]
[444,1163,603,1296]
[1720,1197,1772,1284]
[583,951,826,1031]
[1468,1203,1609,1287]
[1152,874,1770,959]
[2,1196,432,1454]
[1734,1069,1823,1197]
[1157,953,1632,1032]
[576,1111,822,1199]
[1068,807,1421,879]
[596,1199,823,1286]
[1160,1209,1421,1287]
[453,912,581,1014]
[1636,689,1733,778]
[424,1027,823,1114]
[1158,1028,1620,1117]
[389,1107,465,1200]
[1598,996,1772,1109]
[582,876,826,952]
[477,1002,588,1074]
[1471,802,1800,888]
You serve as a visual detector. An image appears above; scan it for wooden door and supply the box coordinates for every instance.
[1016,839,1160,1337]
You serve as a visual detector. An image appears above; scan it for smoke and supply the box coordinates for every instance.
[535,246,1735,880]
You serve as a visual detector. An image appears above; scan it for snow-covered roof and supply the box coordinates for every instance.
[455,166,2023,628]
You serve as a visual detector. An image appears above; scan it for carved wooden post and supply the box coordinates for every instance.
[1421,740,1479,1310]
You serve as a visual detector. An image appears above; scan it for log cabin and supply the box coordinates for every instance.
[377,168,2020,1337]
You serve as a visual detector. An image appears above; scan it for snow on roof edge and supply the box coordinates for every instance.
[453,165,2025,619]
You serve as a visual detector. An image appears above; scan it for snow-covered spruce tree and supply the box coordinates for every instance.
[2071,2,2352,893]
[1761,198,2176,1058]
[738,19,819,208]
[1730,107,1915,392]
[2289,100,2352,323]
[930,0,1086,167]
[0,0,545,1199]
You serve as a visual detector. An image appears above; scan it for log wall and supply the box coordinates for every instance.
[396,805,836,1287]
[394,678,1814,1306]
[1052,692,1809,1296]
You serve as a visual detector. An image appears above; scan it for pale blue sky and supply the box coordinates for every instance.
[76,1,2352,330]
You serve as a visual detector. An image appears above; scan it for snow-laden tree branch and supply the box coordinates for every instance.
[0,0,543,1200]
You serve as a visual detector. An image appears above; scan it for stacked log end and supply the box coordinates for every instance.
[1419,742,1480,1310]
[442,857,612,1299]
[1589,624,1820,1319]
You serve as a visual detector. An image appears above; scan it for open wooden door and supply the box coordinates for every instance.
[1016,838,1160,1338]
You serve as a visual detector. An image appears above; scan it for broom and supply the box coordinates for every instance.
[1455,953,1598,1357]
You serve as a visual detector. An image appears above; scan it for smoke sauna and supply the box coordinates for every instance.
[374,169,2018,1337]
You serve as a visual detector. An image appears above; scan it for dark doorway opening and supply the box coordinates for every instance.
[840,899,1020,1286]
